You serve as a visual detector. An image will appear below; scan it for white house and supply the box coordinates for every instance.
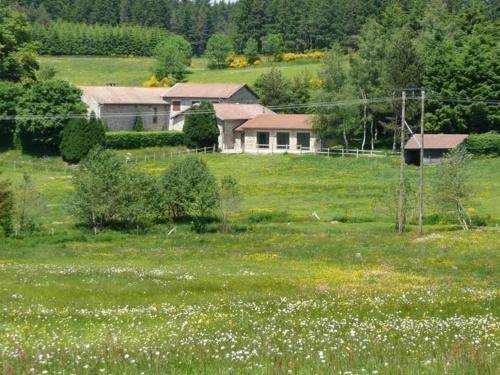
[163,83,259,131]
[234,114,320,153]
[80,86,169,131]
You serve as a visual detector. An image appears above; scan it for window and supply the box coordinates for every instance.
[277,132,290,149]
[297,132,311,150]
[191,101,200,106]
[257,132,270,149]
[172,101,181,111]
[153,107,158,124]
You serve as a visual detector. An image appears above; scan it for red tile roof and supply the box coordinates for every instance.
[163,83,254,99]
[405,134,468,150]
[235,114,315,131]
[214,104,275,120]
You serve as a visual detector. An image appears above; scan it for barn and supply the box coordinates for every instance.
[405,134,469,165]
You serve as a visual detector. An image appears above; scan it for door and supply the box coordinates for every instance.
[257,132,270,149]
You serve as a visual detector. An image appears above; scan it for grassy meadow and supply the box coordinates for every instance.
[0,149,499,374]
[38,56,323,86]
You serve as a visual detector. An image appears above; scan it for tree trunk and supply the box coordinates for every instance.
[370,119,375,151]
[343,128,349,150]
[361,91,367,151]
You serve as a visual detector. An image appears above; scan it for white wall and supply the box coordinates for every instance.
[238,129,319,152]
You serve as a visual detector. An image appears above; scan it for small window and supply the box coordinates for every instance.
[153,107,158,124]
[297,132,311,150]
[172,101,181,111]
[277,132,290,149]
[257,132,270,149]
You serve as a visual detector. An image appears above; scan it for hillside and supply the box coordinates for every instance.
[0,150,499,373]
[38,56,323,86]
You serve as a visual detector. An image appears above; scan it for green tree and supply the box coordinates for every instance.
[254,68,293,109]
[219,176,242,232]
[261,33,284,60]
[60,118,106,163]
[243,37,259,63]
[0,179,14,237]
[0,5,39,82]
[433,146,472,230]
[132,115,144,131]
[0,82,22,149]
[183,102,219,148]
[70,147,156,233]
[16,80,87,155]
[153,35,192,80]
[160,156,219,233]
[14,174,42,235]
[204,33,234,69]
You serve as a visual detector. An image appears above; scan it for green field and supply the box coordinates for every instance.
[0,150,499,373]
[38,56,323,86]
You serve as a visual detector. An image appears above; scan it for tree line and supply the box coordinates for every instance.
[8,0,499,56]
[32,22,170,56]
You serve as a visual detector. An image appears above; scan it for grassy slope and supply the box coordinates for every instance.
[0,151,499,373]
[38,56,322,86]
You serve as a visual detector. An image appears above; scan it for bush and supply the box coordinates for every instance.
[183,102,219,149]
[70,147,157,232]
[105,131,185,149]
[0,81,22,149]
[132,116,144,132]
[0,180,14,236]
[60,118,106,163]
[205,33,234,69]
[159,156,219,233]
[465,133,500,156]
[228,55,250,69]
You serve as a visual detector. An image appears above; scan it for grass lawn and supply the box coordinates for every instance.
[38,56,323,86]
[0,150,499,374]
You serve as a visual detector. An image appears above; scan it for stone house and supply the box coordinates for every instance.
[234,114,320,153]
[405,134,469,164]
[80,86,169,131]
[163,83,259,131]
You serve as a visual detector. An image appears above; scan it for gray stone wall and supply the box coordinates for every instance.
[100,104,170,131]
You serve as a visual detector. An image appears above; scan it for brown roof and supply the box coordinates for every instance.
[214,104,274,120]
[405,134,468,150]
[235,114,315,131]
[80,86,167,105]
[163,83,255,99]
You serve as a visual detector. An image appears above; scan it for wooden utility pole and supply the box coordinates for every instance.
[418,90,425,236]
[397,91,406,233]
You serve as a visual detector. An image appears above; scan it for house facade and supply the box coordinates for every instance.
[163,83,259,131]
[404,134,469,164]
[80,86,170,131]
[233,114,320,154]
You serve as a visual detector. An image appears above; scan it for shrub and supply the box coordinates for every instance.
[154,35,192,80]
[159,156,219,233]
[132,116,144,132]
[229,56,250,69]
[465,133,500,156]
[14,174,43,235]
[16,80,86,155]
[143,75,176,88]
[60,118,106,163]
[243,38,259,64]
[183,102,219,149]
[281,51,326,62]
[70,147,157,232]
[105,131,185,149]
[0,81,22,149]
[205,33,234,69]
[0,179,14,236]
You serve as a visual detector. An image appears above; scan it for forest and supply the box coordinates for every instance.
[9,0,499,55]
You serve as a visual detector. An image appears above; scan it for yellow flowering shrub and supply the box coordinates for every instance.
[143,76,176,87]
[228,56,250,69]
[280,51,327,62]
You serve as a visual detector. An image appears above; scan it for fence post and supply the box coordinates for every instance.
[356,149,359,158]
[342,148,344,157]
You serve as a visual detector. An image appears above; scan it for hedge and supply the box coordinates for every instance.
[465,133,500,156]
[105,131,185,149]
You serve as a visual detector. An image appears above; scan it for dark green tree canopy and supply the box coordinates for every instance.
[183,102,219,149]
[0,4,39,82]
[16,80,87,155]
[60,117,106,163]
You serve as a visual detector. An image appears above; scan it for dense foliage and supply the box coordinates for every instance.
[183,102,219,149]
[466,133,500,156]
[31,22,170,56]
[16,80,86,155]
[0,82,23,148]
[10,0,497,57]
[204,33,234,69]
[153,35,192,80]
[0,4,38,82]
[60,118,106,163]
[159,156,219,232]
[70,147,157,231]
[0,179,14,236]
[105,131,185,150]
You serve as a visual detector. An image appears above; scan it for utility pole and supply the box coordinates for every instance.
[418,90,425,236]
[397,91,406,233]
